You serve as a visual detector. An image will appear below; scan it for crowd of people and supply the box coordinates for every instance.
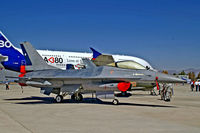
[190,81,200,91]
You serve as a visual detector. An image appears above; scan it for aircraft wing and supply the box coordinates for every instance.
[0,54,8,62]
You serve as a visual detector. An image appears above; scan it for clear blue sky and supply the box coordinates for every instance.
[0,0,200,70]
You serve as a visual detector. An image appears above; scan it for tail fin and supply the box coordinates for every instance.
[20,41,58,71]
[89,47,115,66]
[90,47,102,60]
[0,31,25,72]
[0,31,16,49]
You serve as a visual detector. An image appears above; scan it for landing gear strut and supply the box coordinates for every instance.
[71,93,83,102]
[55,95,63,103]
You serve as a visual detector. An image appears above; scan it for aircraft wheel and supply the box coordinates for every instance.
[112,99,119,105]
[71,94,75,101]
[164,96,171,102]
[77,93,83,101]
[71,93,83,102]
[165,98,171,102]
[55,95,63,103]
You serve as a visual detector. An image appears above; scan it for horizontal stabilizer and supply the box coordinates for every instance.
[0,54,8,62]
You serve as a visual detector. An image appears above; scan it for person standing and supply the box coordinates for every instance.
[191,81,194,91]
[199,82,200,92]
[195,81,199,92]
[5,82,9,90]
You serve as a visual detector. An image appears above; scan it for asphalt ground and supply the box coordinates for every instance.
[0,84,200,133]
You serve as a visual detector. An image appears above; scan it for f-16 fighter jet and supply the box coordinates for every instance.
[16,42,184,105]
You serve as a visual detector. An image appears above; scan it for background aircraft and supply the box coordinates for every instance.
[0,31,153,72]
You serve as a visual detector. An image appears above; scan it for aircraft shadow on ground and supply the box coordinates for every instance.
[4,96,176,108]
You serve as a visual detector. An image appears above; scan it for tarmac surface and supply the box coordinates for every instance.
[0,84,200,133]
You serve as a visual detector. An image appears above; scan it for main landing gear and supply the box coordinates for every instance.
[71,93,83,102]
[55,93,83,103]
[55,92,119,105]
[55,92,68,103]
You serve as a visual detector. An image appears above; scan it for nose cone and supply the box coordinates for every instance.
[156,73,185,83]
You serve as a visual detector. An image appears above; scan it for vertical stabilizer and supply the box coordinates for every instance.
[0,31,25,72]
[90,47,102,60]
[20,41,58,70]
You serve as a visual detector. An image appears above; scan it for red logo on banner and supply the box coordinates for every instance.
[48,57,55,63]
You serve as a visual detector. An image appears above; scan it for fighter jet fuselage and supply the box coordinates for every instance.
[19,64,183,92]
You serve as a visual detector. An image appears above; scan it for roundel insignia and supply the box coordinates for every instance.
[48,57,55,63]
[117,82,131,92]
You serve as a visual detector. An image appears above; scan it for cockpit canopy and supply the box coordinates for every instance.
[107,60,146,70]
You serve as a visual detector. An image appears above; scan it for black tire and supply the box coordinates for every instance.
[71,94,75,101]
[77,93,83,101]
[112,99,119,105]
[164,98,171,102]
[55,95,63,103]
[71,93,83,102]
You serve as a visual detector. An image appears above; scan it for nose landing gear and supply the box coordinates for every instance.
[112,99,119,105]
[55,95,63,103]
